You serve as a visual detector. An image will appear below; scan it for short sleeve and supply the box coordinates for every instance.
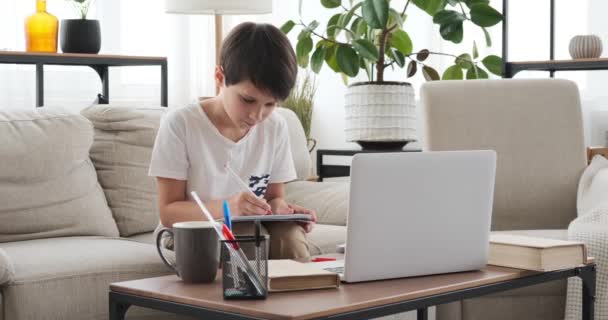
[148,110,189,180]
[269,117,297,184]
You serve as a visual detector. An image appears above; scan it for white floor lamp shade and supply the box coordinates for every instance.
[165,0,272,15]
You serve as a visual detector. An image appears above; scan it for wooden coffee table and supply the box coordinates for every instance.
[109,264,596,320]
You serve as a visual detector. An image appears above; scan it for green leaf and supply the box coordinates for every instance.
[389,29,413,56]
[442,65,463,80]
[388,8,406,28]
[422,65,440,81]
[472,41,479,59]
[363,58,373,80]
[466,66,489,79]
[336,45,360,77]
[482,27,492,47]
[341,73,350,85]
[280,20,295,34]
[311,46,327,73]
[297,53,310,68]
[321,0,341,9]
[352,18,368,37]
[296,37,313,56]
[417,49,430,61]
[439,21,463,43]
[352,39,379,60]
[362,0,389,29]
[327,13,342,38]
[455,53,473,69]
[412,0,447,16]
[390,49,406,67]
[307,20,320,32]
[465,0,489,9]
[324,43,341,72]
[340,2,362,28]
[482,55,503,75]
[407,60,417,77]
[433,10,465,25]
[470,3,503,27]
[297,29,311,41]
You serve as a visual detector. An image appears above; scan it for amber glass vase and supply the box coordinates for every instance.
[25,0,59,53]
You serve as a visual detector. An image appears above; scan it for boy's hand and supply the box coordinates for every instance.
[268,198,294,214]
[288,203,317,233]
[228,192,271,216]
[269,199,317,233]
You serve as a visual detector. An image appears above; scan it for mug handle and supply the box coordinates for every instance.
[156,228,179,276]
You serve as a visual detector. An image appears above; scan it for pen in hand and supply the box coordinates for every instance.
[225,163,272,215]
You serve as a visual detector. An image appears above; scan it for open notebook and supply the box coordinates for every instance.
[232,213,313,223]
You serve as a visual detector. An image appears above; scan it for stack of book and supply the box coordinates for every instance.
[488,234,590,271]
[267,260,340,292]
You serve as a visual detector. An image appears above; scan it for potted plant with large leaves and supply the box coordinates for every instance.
[61,0,101,54]
[281,0,503,149]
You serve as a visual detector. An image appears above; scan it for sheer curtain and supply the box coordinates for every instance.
[1,0,602,147]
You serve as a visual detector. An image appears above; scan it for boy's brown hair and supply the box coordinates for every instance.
[220,22,297,101]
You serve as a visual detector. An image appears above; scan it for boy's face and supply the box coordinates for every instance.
[216,67,277,131]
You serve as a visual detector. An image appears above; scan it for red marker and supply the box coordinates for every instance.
[222,224,240,250]
[311,257,337,262]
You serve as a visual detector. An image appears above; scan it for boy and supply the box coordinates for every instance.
[149,22,316,259]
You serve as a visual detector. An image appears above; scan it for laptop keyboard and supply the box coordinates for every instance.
[324,266,345,274]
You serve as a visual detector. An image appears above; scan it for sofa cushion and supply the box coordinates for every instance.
[0,109,119,243]
[81,105,166,237]
[285,181,349,226]
[0,248,14,287]
[421,79,586,231]
[307,224,347,256]
[275,108,312,180]
[0,236,196,320]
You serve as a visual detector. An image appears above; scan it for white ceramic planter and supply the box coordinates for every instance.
[569,35,603,59]
[344,82,417,145]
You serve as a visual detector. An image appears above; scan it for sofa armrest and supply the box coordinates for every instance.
[285,181,349,226]
[0,248,14,287]
[587,147,608,164]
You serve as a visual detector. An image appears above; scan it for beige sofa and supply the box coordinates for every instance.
[0,105,347,320]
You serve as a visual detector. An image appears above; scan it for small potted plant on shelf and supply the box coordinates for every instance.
[61,0,101,54]
[281,0,503,149]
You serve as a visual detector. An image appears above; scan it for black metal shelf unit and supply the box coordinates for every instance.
[0,51,168,108]
[502,0,608,78]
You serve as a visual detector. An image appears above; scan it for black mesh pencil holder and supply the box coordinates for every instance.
[221,221,268,300]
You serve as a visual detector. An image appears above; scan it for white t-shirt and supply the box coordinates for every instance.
[148,103,297,204]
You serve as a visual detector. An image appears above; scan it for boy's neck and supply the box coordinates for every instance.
[200,98,250,143]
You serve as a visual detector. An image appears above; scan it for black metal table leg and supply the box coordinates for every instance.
[100,66,109,104]
[91,65,109,104]
[161,62,168,107]
[36,63,43,107]
[109,292,131,320]
[579,264,596,320]
[417,308,428,320]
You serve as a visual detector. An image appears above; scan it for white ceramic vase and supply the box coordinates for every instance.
[344,82,417,145]
[569,35,603,59]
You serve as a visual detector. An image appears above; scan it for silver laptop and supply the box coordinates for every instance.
[319,150,496,283]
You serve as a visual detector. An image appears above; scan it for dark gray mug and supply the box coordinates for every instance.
[156,221,219,283]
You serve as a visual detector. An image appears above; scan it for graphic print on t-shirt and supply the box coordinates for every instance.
[249,174,270,197]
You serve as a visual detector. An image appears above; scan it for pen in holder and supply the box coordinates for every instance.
[221,221,268,299]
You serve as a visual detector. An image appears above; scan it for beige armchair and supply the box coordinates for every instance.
[420,79,587,320]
